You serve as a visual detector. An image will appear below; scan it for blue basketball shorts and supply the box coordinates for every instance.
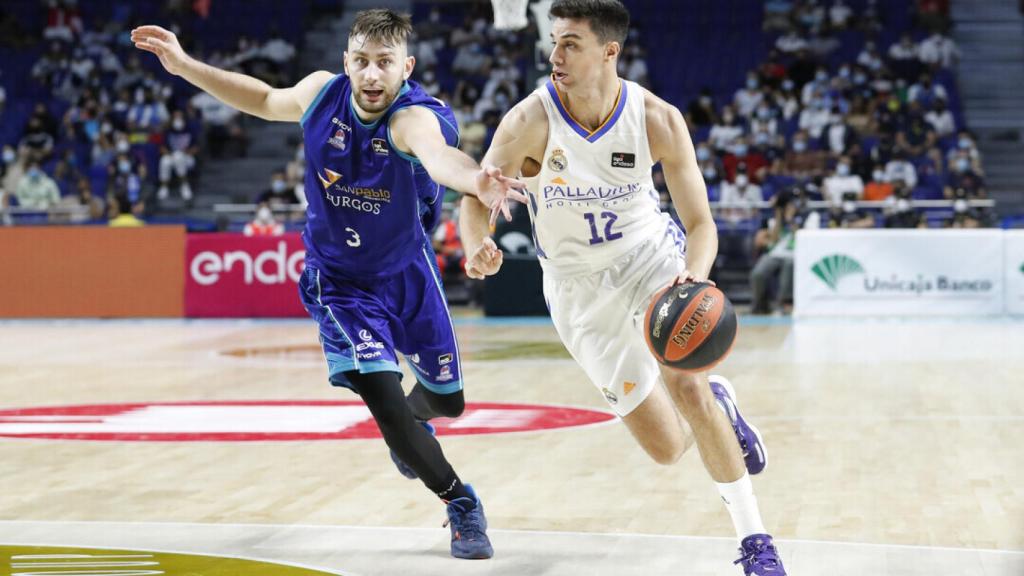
[298,245,463,395]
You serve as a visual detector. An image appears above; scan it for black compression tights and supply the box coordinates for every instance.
[406,382,465,421]
[343,371,463,497]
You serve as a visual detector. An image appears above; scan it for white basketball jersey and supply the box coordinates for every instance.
[523,78,667,278]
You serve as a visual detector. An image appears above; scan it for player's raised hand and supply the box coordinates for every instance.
[475,164,529,226]
[131,25,190,77]
[466,237,504,280]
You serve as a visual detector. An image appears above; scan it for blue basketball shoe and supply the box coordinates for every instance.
[443,485,493,559]
[709,375,767,475]
[734,534,786,575]
[389,421,436,479]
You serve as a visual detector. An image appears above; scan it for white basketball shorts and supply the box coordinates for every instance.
[544,218,687,416]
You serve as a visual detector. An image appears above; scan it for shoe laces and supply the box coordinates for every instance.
[443,501,486,540]
[734,538,780,568]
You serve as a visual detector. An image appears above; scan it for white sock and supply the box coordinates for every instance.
[716,472,767,542]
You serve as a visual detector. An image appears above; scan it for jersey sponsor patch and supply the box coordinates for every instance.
[611,152,635,168]
[371,138,389,155]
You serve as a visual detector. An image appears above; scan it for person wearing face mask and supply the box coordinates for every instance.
[884,148,918,189]
[823,156,865,204]
[243,203,285,236]
[256,170,300,209]
[718,165,763,223]
[863,165,895,201]
[709,105,744,152]
[157,110,196,202]
[15,161,61,211]
[943,151,987,198]
[946,130,983,167]
[733,71,764,118]
[723,136,768,184]
[776,130,827,180]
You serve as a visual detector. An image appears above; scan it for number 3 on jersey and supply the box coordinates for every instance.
[345,227,361,248]
[584,211,622,245]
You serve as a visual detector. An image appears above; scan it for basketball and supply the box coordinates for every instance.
[643,281,738,372]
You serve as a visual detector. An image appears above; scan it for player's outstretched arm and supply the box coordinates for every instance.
[645,89,718,281]
[390,106,526,222]
[131,25,332,122]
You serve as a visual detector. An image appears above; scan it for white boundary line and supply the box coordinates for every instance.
[0,520,1020,557]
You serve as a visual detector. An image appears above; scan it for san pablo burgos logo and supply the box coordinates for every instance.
[811,254,864,291]
[811,253,993,295]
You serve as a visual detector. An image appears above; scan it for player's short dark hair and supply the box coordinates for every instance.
[550,0,630,46]
[350,9,413,47]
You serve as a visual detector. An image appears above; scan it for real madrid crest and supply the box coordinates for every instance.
[548,148,567,172]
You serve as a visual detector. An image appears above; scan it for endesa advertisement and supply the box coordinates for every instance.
[185,233,306,317]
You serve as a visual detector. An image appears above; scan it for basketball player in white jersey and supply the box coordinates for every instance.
[461,1,786,573]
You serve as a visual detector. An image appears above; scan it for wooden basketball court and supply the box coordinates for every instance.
[0,313,1021,575]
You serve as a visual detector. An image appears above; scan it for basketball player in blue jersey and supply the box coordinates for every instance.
[132,10,520,560]
[460,1,787,573]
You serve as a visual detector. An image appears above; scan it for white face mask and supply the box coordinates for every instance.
[735,175,749,187]
[1,150,14,163]
[872,170,885,181]
[953,199,968,213]
[272,180,287,193]
[257,206,273,222]
[172,119,185,130]
[116,140,130,153]
[837,164,851,176]
[842,200,856,213]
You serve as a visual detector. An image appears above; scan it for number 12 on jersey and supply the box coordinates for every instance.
[584,211,623,245]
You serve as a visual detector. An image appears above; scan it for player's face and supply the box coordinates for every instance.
[549,18,619,89]
[344,36,414,114]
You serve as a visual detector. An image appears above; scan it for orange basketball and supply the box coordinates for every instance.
[643,281,738,372]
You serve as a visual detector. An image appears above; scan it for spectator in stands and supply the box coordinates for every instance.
[916,0,950,35]
[257,171,299,209]
[708,106,744,153]
[801,67,830,105]
[863,165,895,201]
[825,191,875,228]
[884,148,919,189]
[944,151,987,198]
[15,161,60,211]
[948,130,984,168]
[19,117,56,163]
[749,189,801,315]
[686,88,719,128]
[824,110,858,155]
[896,104,941,162]
[829,0,854,29]
[734,71,764,118]
[775,130,827,179]
[43,0,83,43]
[798,92,831,139]
[696,142,723,194]
[774,79,801,121]
[433,205,465,277]
[919,30,960,69]
[243,204,284,236]
[74,176,105,220]
[907,73,948,106]
[845,93,874,135]
[723,137,768,183]
[620,44,649,86]
[158,110,197,202]
[823,156,865,204]
[750,102,779,138]
[889,33,923,80]
[757,49,788,88]
[127,87,170,134]
[108,194,145,227]
[807,26,840,61]
[925,98,956,137]
[787,49,818,87]
[108,152,146,215]
[883,183,926,228]
[718,165,763,222]
[31,42,66,90]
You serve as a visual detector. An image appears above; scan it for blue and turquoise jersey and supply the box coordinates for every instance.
[299,75,459,279]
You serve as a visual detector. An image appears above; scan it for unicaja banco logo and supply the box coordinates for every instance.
[811,254,865,291]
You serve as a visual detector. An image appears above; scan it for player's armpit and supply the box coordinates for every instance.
[482,95,548,178]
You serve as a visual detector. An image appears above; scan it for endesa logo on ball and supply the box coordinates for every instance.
[185,233,307,317]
